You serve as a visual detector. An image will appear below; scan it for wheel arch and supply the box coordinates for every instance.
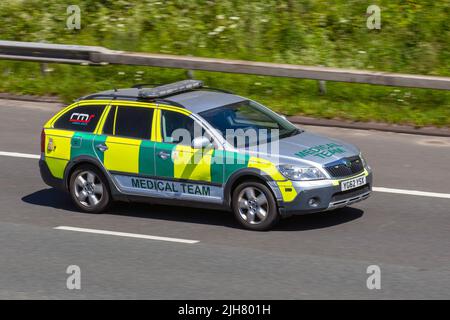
[223,168,281,208]
[63,156,121,198]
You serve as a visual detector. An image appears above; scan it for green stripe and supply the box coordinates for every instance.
[211,150,224,184]
[154,142,176,178]
[70,132,107,163]
[211,150,249,184]
[139,140,156,176]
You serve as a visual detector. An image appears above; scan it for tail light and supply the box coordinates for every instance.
[40,129,45,153]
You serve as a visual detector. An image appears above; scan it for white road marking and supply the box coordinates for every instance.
[0,151,39,159]
[54,226,199,244]
[1,150,450,200]
[373,187,450,199]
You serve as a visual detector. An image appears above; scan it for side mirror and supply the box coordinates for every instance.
[192,136,213,149]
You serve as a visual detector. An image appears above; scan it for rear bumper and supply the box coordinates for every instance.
[39,159,65,190]
[279,171,373,217]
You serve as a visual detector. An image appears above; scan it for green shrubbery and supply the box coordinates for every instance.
[0,0,449,126]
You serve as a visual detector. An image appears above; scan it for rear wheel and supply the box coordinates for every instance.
[232,181,279,231]
[69,165,111,213]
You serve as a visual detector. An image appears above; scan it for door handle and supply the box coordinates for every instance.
[158,151,170,160]
[95,143,108,152]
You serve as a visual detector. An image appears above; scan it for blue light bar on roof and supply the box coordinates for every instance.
[138,80,203,99]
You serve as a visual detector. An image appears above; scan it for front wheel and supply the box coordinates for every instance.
[69,165,111,213]
[232,181,279,231]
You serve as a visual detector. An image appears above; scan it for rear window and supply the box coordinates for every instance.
[54,105,106,132]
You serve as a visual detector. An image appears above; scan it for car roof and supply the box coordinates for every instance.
[167,90,245,113]
[79,88,246,114]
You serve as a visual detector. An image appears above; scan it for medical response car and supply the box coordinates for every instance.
[39,80,372,230]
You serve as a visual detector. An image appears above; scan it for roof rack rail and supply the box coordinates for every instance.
[77,93,185,108]
[201,86,233,94]
[76,93,133,101]
[138,80,203,99]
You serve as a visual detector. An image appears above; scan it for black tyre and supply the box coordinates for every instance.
[69,164,111,213]
[232,181,279,231]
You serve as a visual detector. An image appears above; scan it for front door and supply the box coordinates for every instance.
[154,108,223,202]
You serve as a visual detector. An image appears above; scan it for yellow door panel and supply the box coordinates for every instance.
[103,136,141,174]
[173,145,213,182]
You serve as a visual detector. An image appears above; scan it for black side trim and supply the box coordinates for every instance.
[39,160,64,190]
[119,194,229,211]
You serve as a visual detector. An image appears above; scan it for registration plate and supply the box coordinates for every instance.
[341,176,366,191]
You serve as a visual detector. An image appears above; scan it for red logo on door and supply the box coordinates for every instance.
[70,113,95,125]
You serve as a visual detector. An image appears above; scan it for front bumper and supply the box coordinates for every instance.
[278,171,373,217]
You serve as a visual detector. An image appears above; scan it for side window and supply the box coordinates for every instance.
[102,106,116,135]
[161,110,210,146]
[54,105,106,132]
[113,106,154,139]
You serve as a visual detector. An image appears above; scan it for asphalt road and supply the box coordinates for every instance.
[0,99,449,299]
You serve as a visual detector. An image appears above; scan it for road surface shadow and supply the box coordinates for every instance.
[22,188,364,231]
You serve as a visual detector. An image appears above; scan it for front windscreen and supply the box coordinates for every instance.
[199,100,300,147]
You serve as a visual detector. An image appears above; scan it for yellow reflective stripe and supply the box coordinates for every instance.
[276,181,298,202]
[103,136,141,174]
[44,128,76,138]
[331,169,369,186]
[248,157,285,180]
[94,105,111,134]
[173,145,213,182]
[77,100,115,105]
[112,106,118,135]
[248,157,298,202]
[45,103,78,128]
[108,100,157,108]
[46,100,114,128]
[151,109,162,142]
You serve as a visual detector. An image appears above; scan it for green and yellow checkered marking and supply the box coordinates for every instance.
[43,100,299,203]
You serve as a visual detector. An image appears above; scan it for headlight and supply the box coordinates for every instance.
[277,164,326,181]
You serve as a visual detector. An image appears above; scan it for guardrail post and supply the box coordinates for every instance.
[318,80,327,95]
[186,70,195,79]
[40,63,48,77]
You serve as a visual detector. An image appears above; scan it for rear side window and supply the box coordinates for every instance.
[54,105,105,132]
[113,106,154,139]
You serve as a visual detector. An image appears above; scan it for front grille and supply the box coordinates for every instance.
[331,184,370,202]
[325,156,364,178]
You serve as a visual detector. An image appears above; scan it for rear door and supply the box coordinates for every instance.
[100,104,156,179]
